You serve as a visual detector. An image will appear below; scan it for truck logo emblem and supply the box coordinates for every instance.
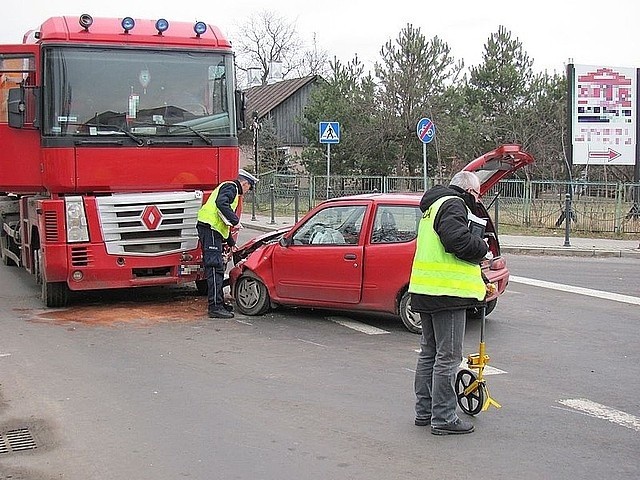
[142,205,162,230]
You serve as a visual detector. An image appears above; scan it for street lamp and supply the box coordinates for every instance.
[250,111,260,221]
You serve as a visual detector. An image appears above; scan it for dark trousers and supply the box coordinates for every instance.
[197,223,225,313]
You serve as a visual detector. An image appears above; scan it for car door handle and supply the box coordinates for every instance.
[344,253,357,260]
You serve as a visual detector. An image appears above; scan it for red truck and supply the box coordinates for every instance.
[0,14,244,307]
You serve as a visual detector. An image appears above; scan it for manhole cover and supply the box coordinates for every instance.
[0,427,37,454]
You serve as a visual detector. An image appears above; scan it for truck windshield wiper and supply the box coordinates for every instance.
[168,124,213,145]
[84,123,144,146]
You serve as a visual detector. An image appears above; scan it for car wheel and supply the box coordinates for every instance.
[399,291,421,334]
[467,299,497,319]
[235,275,270,316]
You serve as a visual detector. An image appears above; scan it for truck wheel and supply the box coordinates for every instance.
[399,291,422,334]
[234,275,270,316]
[195,279,208,296]
[42,281,69,308]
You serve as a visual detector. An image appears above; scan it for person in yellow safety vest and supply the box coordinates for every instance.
[196,169,258,318]
[409,170,490,436]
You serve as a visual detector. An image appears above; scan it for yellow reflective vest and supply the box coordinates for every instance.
[197,181,239,238]
[409,195,485,300]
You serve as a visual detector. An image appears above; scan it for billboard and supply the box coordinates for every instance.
[571,65,637,166]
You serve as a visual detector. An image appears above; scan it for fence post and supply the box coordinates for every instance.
[563,193,572,247]
[269,183,276,225]
[494,193,499,236]
[523,180,531,226]
[614,182,623,234]
[294,184,299,223]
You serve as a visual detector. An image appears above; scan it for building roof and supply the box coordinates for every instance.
[243,75,321,119]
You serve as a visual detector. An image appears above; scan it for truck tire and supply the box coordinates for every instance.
[195,279,208,296]
[42,280,69,308]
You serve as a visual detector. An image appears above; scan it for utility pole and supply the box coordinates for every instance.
[250,111,260,221]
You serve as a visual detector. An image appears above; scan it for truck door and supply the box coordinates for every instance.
[0,46,41,193]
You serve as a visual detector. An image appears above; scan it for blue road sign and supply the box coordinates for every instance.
[416,117,435,144]
[319,122,340,144]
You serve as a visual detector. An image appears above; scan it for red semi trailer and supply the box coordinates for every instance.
[0,14,244,307]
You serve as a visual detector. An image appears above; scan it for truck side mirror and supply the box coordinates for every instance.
[235,89,246,131]
[8,88,25,128]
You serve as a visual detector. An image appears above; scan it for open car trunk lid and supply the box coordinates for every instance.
[463,144,534,195]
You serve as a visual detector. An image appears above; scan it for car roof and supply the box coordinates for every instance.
[323,192,423,205]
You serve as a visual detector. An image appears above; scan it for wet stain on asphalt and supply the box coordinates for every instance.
[29,290,211,327]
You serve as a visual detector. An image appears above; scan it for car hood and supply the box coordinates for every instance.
[463,144,534,195]
[232,227,289,264]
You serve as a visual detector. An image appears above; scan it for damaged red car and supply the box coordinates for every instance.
[228,144,534,333]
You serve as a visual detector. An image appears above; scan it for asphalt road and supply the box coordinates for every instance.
[0,230,638,479]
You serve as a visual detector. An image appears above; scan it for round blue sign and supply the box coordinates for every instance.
[416,118,435,144]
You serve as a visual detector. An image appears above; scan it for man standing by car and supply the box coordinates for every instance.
[409,171,489,435]
[197,169,258,319]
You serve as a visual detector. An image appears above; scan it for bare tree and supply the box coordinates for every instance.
[232,11,330,87]
[232,10,303,86]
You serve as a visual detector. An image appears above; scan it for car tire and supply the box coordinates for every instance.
[399,291,422,334]
[235,275,270,316]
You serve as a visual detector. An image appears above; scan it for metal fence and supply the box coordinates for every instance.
[248,172,640,235]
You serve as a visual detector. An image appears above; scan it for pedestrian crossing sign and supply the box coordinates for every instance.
[319,122,340,144]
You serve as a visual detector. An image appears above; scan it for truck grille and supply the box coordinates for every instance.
[95,191,202,256]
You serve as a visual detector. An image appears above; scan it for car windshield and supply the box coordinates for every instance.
[42,46,236,139]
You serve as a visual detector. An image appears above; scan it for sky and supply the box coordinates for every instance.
[3,0,640,75]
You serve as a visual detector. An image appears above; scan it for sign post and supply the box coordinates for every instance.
[416,117,435,189]
[319,122,340,198]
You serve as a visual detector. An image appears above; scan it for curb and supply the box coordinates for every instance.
[501,246,640,259]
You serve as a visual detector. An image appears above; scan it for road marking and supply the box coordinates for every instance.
[510,275,640,306]
[557,398,640,432]
[297,338,327,348]
[406,356,507,376]
[458,359,507,375]
[328,317,389,335]
[0,353,11,357]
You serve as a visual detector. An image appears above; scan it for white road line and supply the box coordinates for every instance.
[328,317,389,335]
[297,338,328,348]
[0,353,11,357]
[458,359,507,375]
[510,275,640,306]
[407,355,507,376]
[558,398,640,432]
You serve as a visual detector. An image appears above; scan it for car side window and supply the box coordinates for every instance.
[292,205,366,245]
[371,205,421,244]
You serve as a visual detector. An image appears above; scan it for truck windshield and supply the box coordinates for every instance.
[42,47,236,140]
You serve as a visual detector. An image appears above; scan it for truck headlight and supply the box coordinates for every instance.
[65,196,89,243]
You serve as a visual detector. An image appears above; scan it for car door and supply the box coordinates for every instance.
[271,203,367,304]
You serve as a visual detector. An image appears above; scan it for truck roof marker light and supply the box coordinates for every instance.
[79,14,93,31]
[194,21,207,37]
[121,17,135,33]
[155,18,169,35]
